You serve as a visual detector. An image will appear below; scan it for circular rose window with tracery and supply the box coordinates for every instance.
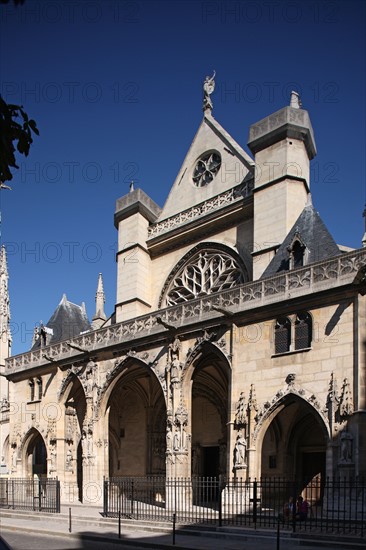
[163,249,245,306]
[192,152,221,187]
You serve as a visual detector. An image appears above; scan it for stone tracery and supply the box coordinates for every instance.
[164,249,246,307]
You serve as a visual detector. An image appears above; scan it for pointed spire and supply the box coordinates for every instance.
[92,273,106,329]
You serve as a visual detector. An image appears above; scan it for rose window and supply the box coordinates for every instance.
[164,250,245,306]
[192,152,221,187]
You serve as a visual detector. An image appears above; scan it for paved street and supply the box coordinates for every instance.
[1,531,149,550]
[1,527,365,550]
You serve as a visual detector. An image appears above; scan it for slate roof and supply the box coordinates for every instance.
[31,294,91,349]
[261,202,341,278]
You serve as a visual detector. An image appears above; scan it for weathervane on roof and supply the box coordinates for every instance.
[203,71,216,112]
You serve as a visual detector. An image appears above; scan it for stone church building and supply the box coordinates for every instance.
[1,80,365,505]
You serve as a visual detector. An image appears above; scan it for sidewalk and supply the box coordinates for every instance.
[0,504,365,550]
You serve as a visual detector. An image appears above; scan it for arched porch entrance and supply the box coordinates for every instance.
[23,429,47,478]
[191,348,230,478]
[260,394,328,484]
[107,361,166,477]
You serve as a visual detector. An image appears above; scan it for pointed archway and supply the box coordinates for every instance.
[190,345,230,478]
[106,361,166,477]
[62,375,86,502]
[23,429,47,478]
[260,394,328,484]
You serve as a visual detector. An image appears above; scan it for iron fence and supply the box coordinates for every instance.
[0,477,60,513]
[104,476,366,537]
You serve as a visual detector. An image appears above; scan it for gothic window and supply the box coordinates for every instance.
[163,248,246,307]
[274,317,291,354]
[192,151,221,187]
[292,240,305,268]
[287,233,307,270]
[36,377,43,400]
[294,312,312,350]
[274,312,312,354]
[29,379,35,402]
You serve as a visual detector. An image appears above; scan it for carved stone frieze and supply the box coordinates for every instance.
[148,183,253,240]
[253,383,328,442]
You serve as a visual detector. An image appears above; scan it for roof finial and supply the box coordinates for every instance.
[290,90,302,109]
[362,204,366,247]
[129,181,134,192]
[203,71,216,113]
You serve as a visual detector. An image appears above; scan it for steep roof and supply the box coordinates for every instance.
[158,112,254,221]
[31,294,91,349]
[261,201,340,277]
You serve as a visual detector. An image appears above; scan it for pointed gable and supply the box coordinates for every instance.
[261,202,341,277]
[158,112,254,221]
[31,294,91,349]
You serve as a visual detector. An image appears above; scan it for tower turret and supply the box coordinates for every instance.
[248,92,316,278]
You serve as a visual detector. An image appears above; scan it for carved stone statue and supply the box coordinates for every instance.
[339,430,353,464]
[234,432,247,468]
[203,71,216,111]
[66,448,73,471]
[49,445,57,473]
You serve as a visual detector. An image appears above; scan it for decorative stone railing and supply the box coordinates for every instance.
[6,248,366,375]
[147,181,254,239]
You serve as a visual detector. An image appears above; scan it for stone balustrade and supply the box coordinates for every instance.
[6,248,366,375]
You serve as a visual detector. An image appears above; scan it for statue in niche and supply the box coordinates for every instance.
[85,361,97,397]
[49,445,57,473]
[173,430,180,452]
[234,432,247,468]
[65,448,73,472]
[167,337,182,385]
[339,430,353,464]
[11,447,17,471]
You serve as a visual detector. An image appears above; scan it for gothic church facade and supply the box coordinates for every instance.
[1,83,365,504]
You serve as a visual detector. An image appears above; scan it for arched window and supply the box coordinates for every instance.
[295,312,312,350]
[29,379,35,402]
[274,317,291,354]
[36,377,43,400]
[292,240,305,268]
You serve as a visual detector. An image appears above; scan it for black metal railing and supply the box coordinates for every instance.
[0,477,60,513]
[104,476,366,537]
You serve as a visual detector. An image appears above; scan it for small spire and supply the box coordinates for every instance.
[203,70,216,113]
[60,293,68,305]
[290,90,302,109]
[129,181,134,192]
[92,273,106,329]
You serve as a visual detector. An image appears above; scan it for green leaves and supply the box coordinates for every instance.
[0,94,40,182]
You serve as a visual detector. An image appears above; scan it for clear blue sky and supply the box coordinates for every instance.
[1,0,365,355]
